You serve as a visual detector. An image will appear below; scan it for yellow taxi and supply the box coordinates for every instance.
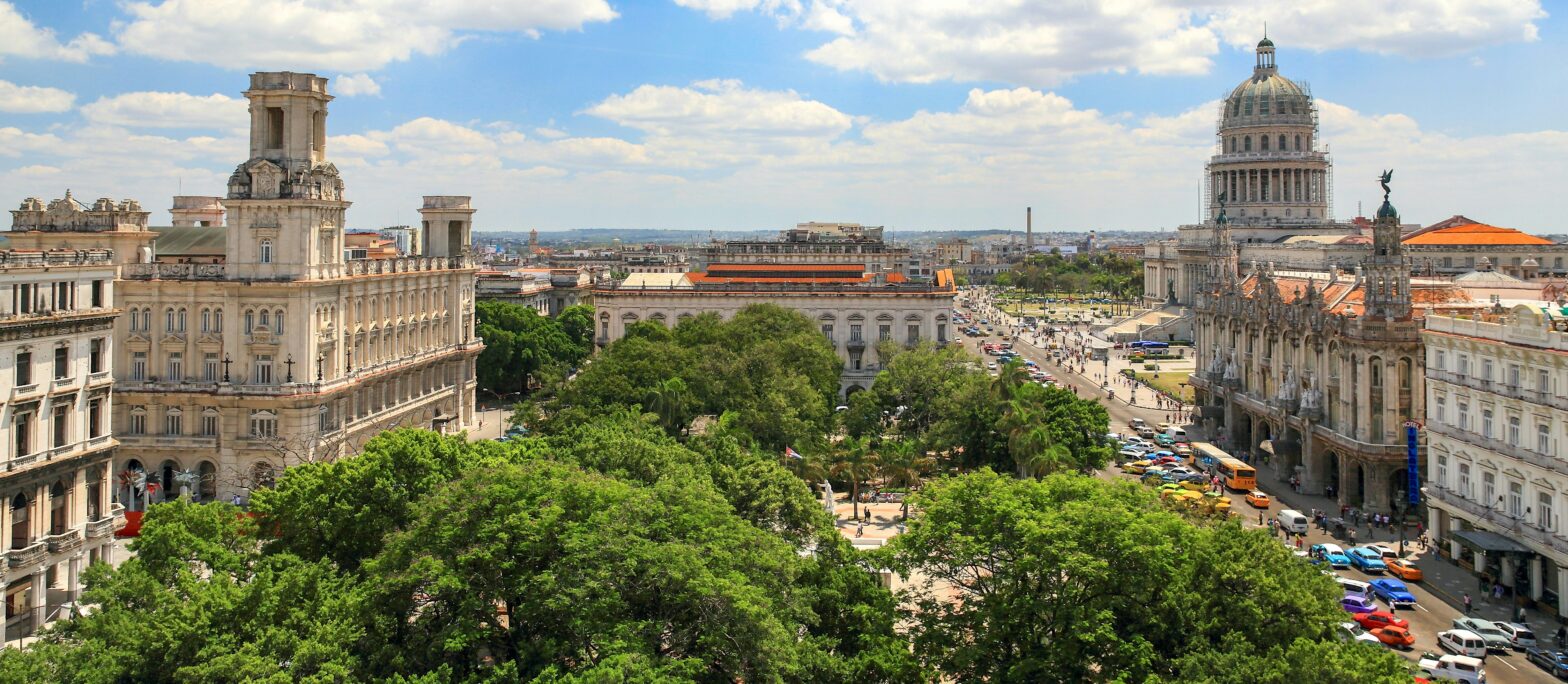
[1244,490,1271,508]
[1385,558,1423,582]
[1121,460,1153,474]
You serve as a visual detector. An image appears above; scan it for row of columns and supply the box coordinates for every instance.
[1214,167,1323,205]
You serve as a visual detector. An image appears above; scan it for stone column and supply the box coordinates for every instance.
[30,568,46,632]
[1502,555,1517,589]
[67,557,81,603]
[1530,557,1544,601]
[1558,566,1568,619]
[1364,466,1391,514]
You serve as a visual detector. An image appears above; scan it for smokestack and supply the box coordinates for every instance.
[1026,207,1033,250]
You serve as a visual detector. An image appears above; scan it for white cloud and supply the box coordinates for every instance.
[682,0,1546,87]
[80,91,247,130]
[114,0,618,71]
[0,79,75,113]
[4,78,1564,234]
[334,73,381,97]
[534,126,569,139]
[0,1,116,62]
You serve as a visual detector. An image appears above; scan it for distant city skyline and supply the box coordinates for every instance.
[0,1,1562,233]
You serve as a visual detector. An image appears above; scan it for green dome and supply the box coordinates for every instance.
[1258,37,1275,48]
[1376,200,1398,220]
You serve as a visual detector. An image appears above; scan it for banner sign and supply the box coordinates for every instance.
[1405,421,1421,506]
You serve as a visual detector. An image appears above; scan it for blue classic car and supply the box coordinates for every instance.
[1310,543,1352,569]
[1526,647,1568,679]
[1349,547,1388,574]
[1369,578,1417,609]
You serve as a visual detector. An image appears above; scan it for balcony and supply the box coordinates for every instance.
[88,370,111,385]
[1428,487,1568,556]
[7,541,45,568]
[1428,422,1564,475]
[85,516,118,540]
[7,451,41,471]
[43,529,81,555]
[11,383,39,399]
[123,263,226,280]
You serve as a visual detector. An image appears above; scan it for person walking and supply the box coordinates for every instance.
[1464,592,1473,615]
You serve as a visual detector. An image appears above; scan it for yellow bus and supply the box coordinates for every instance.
[1189,442,1227,471]
[1215,456,1257,492]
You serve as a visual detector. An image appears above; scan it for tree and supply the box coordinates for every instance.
[876,437,931,520]
[828,437,879,520]
[474,300,590,397]
[642,376,691,437]
[840,389,884,441]
[889,471,1387,682]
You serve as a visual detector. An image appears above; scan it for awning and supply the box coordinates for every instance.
[1452,529,1532,555]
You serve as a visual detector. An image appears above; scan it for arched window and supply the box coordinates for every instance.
[259,311,270,330]
[1278,135,1286,151]
[244,310,254,334]
[259,239,273,264]
[214,308,223,333]
[273,310,285,335]
[140,308,151,332]
[165,308,175,332]
[49,481,66,535]
[11,493,30,548]
[177,308,187,332]
[1260,136,1269,151]
[1244,136,1252,152]
[200,308,210,333]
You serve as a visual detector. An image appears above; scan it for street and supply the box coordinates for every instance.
[956,294,1559,684]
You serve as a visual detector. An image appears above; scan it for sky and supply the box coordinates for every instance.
[0,0,1563,234]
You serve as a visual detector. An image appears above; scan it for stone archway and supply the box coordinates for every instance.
[1272,424,1303,484]
[1323,451,1341,502]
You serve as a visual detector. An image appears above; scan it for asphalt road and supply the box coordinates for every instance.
[954,300,1557,683]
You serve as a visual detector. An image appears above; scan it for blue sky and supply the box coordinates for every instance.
[0,1,1562,233]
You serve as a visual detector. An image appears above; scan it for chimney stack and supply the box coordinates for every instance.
[1026,207,1033,250]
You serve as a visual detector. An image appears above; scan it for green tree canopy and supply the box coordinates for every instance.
[475,300,591,397]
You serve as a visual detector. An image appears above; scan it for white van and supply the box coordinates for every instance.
[1336,577,1372,600]
[1277,509,1309,535]
[1438,629,1489,660]
[1166,426,1187,441]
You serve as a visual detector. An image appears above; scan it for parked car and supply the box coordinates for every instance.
[1369,578,1417,609]
[1385,558,1423,581]
[1526,647,1568,679]
[1310,543,1353,569]
[1452,618,1515,652]
[1355,610,1410,631]
[1420,653,1487,684]
[1348,547,1388,573]
[1117,448,1145,461]
[1495,622,1537,650]
[1340,595,1378,614]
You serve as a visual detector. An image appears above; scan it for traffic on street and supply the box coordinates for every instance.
[955,289,1561,684]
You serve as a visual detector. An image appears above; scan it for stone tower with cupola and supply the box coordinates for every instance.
[224,72,347,280]
[1362,173,1413,321]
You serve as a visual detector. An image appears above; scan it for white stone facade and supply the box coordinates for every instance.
[0,249,124,642]
[1423,307,1568,616]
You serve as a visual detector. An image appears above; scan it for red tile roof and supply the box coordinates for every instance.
[1402,222,1554,246]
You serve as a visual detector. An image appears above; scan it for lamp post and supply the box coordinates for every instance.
[221,354,232,383]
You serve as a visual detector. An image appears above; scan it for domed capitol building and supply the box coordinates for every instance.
[1143,39,1568,310]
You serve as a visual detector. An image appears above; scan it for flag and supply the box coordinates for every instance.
[784,446,803,460]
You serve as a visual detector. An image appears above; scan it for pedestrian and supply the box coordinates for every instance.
[1259,512,1264,526]
[855,522,864,538]
[1494,582,1505,602]
[1464,592,1473,615]
[1517,606,1527,623]
[1556,625,1565,648]
[1295,536,1303,551]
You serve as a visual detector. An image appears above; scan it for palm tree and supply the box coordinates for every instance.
[878,438,932,520]
[992,360,1029,401]
[828,437,880,520]
[996,399,1069,479]
[643,377,690,437]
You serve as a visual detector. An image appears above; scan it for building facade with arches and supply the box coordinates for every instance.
[7,72,482,507]
[0,248,123,641]
[1423,305,1568,618]
[1189,188,1458,515]
[592,266,956,396]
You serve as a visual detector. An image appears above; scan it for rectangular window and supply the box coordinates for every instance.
[937,323,948,342]
[91,280,104,307]
[878,324,891,341]
[1540,492,1555,531]
[89,338,104,374]
[1508,364,1520,388]
[1482,409,1494,439]
[254,355,273,384]
[128,410,145,435]
[1458,355,1470,376]
[88,399,102,438]
[1482,472,1496,508]
[167,352,183,382]
[164,410,182,436]
[1458,463,1471,498]
[1457,402,1469,431]
[1509,481,1523,518]
[266,107,284,148]
[850,324,862,342]
[1508,416,1521,446]
[907,324,919,344]
[13,412,30,457]
[1482,359,1493,381]
[250,412,278,438]
[53,346,68,379]
[201,412,219,437]
[1434,395,1446,423]
[1437,454,1447,489]
[52,403,68,448]
[204,353,219,382]
[16,351,31,386]
[1540,424,1552,454]
[821,324,833,340]
[1540,369,1552,395]
[1434,350,1446,371]
[131,351,147,381]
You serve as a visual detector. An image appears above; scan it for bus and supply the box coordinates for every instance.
[1216,457,1257,492]
[1191,443,1257,491]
